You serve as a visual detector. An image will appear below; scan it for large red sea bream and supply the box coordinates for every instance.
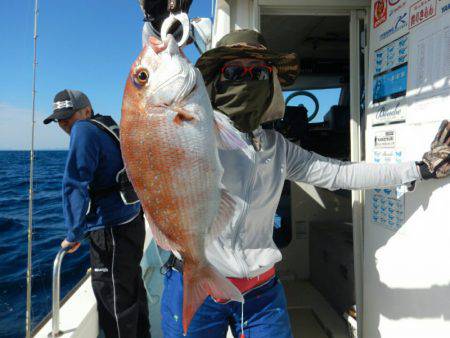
[120,35,244,334]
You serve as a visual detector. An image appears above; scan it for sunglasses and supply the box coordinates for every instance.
[220,64,273,81]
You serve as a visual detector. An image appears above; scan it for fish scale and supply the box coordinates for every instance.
[120,35,245,335]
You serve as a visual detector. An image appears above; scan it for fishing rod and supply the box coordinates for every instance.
[26,0,39,337]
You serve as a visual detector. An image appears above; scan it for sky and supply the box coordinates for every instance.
[0,0,339,150]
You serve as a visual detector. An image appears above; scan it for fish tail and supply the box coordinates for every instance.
[182,261,244,335]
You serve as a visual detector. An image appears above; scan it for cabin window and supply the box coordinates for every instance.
[283,88,342,123]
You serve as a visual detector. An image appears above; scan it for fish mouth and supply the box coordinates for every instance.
[148,35,180,56]
[147,36,167,54]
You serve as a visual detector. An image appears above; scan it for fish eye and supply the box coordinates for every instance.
[134,68,149,86]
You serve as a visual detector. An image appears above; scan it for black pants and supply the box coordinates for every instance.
[89,211,151,338]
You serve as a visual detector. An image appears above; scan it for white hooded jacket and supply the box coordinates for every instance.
[205,72,421,278]
[206,126,421,278]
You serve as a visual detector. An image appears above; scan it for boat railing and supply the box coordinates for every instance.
[50,247,68,337]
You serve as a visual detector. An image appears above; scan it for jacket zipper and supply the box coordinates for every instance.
[232,135,258,278]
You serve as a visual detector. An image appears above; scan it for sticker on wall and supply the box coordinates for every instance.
[377,1,409,43]
[371,149,405,231]
[373,34,409,103]
[374,130,396,147]
[409,0,437,29]
[442,1,450,16]
[372,102,406,126]
[407,12,450,98]
[374,0,388,28]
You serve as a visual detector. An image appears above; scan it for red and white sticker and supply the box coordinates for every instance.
[374,0,388,28]
[389,0,401,5]
[409,0,437,28]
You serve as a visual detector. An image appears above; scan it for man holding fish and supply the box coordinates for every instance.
[121,2,450,337]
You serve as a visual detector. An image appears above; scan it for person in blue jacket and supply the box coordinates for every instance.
[44,89,151,338]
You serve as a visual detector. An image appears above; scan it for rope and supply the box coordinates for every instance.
[26,0,39,337]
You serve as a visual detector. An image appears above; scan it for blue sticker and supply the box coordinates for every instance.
[442,4,450,14]
[373,64,408,103]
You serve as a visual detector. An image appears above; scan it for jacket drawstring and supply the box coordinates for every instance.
[248,131,261,152]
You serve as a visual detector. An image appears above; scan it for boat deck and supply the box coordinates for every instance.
[33,241,349,338]
[283,279,348,338]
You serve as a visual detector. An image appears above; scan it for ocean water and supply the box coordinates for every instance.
[0,151,90,338]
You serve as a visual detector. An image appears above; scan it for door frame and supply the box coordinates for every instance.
[254,3,369,335]
[350,8,368,337]
[214,0,370,334]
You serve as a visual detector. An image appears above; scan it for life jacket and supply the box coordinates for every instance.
[86,114,139,206]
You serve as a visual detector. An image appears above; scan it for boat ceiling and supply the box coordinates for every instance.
[261,15,350,60]
[261,15,350,89]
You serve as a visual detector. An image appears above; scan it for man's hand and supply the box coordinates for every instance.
[419,120,450,179]
[61,239,81,253]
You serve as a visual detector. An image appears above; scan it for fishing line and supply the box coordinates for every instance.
[240,300,245,338]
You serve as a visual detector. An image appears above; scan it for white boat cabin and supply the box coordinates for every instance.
[33,0,450,337]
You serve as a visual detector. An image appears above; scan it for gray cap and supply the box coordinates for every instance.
[43,89,92,124]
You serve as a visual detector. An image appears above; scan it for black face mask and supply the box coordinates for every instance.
[210,78,273,133]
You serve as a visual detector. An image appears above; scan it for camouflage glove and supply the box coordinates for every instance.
[418,120,450,179]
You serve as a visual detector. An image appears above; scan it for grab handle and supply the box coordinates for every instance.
[50,248,68,337]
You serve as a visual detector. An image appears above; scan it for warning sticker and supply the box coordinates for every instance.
[375,130,396,147]
[376,0,409,43]
[409,0,437,28]
[374,0,388,27]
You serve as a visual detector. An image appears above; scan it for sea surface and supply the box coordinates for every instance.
[0,151,90,338]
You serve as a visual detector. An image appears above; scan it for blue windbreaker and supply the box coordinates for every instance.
[62,119,141,242]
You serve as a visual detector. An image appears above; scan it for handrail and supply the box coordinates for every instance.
[50,248,68,337]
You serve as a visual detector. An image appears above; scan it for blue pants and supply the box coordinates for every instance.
[161,269,293,338]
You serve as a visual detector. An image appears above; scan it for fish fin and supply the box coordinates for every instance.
[207,189,237,242]
[182,262,244,335]
[146,216,180,252]
[214,110,248,151]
